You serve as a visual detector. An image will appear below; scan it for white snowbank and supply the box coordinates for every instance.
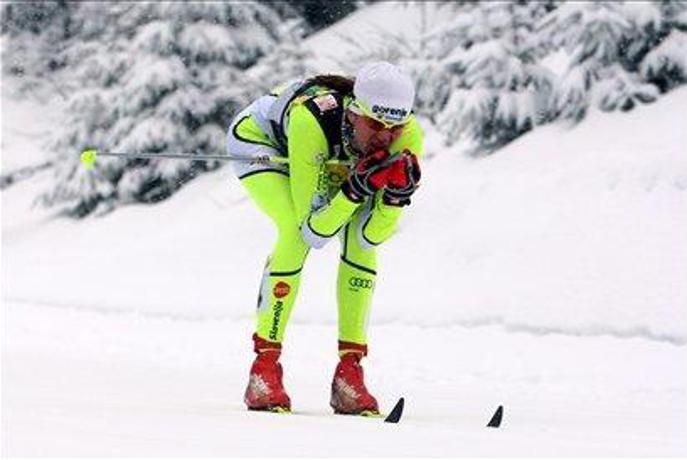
[387,86,687,343]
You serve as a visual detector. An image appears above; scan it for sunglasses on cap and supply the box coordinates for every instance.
[348,98,410,131]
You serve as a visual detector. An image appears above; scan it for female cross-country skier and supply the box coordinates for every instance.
[226,61,423,415]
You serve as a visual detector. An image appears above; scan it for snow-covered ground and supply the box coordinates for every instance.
[4,301,684,456]
[2,3,687,454]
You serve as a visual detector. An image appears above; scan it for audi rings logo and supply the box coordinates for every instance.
[349,277,373,289]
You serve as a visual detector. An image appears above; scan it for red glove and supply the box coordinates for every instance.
[383,151,421,206]
[342,150,395,202]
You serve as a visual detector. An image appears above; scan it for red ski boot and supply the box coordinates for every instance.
[330,344,379,415]
[244,333,291,412]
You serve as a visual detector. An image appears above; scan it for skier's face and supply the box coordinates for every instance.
[347,110,405,155]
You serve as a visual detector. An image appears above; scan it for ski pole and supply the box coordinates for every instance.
[79,148,290,170]
[79,148,350,169]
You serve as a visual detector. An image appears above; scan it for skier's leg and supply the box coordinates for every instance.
[240,172,308,411]
[240,171,309,344]
[330,207,379,414]
[227,107,308,344]
[336,207,378,351]
[228,109,306,411]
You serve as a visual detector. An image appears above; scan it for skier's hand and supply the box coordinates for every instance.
[342,149,393,202]
[382,150,421,207]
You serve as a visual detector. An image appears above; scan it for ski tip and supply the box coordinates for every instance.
[487,405,503,428]
[384,397,405,424]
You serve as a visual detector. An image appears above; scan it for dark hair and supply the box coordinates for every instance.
[305,74,355,96]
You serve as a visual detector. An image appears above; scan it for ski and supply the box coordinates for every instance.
[383,397,405,423]
[247,397,405,422]
[247,399,500,428]
[487,405,504,428]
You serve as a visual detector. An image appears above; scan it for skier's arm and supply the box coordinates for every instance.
[356,194,404,248]
[287,105,363,248]
[305,148,405,248]
[287,104,326,225]
[303,191,362,248]
[356,118,424,249]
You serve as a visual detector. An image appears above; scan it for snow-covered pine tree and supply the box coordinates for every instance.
[432,1,555,150]
[0,1,73,100]
[412,2,477,125]
[33,2,295,217]
[639,0,687,93]
[246,18,317,92]
[327,1,556,150]
[538,1,661,120]
[289,0,359,32]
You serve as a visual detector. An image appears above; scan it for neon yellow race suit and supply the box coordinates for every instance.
[226,80,423,350]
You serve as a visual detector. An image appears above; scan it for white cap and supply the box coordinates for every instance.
[353,61,415,125]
